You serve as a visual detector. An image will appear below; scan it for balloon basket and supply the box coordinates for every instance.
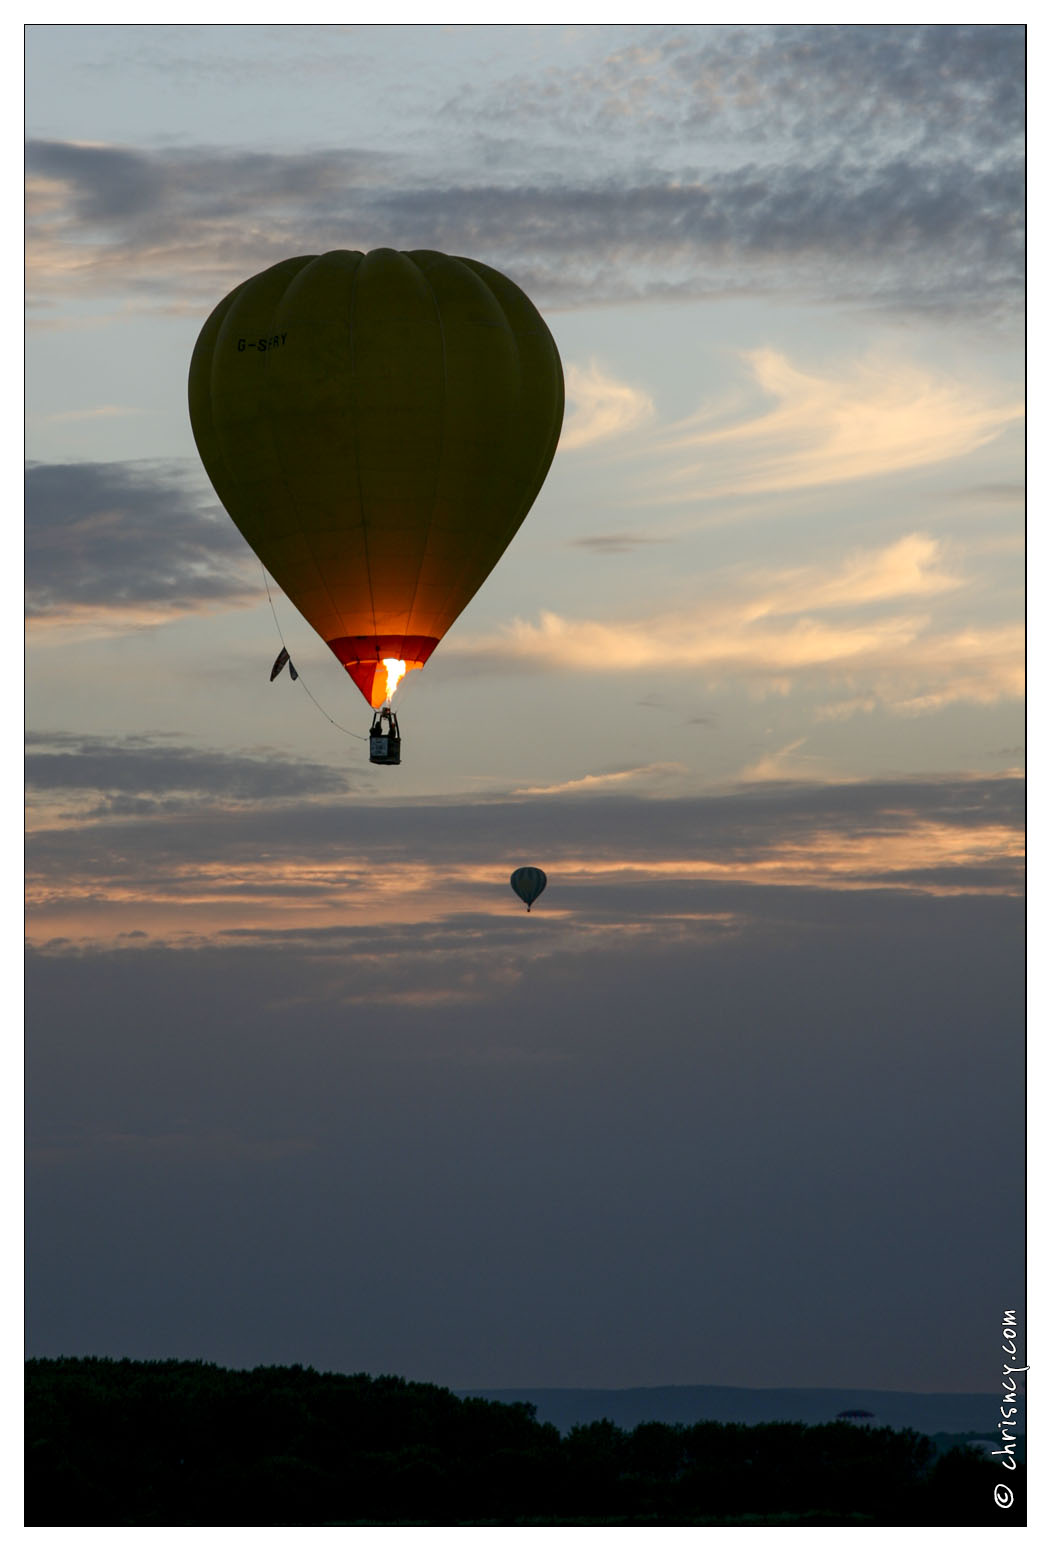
[369,707,401,766]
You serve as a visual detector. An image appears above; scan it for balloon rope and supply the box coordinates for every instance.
[261,567,369,741]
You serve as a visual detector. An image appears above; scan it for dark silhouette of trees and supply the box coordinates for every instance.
[25,1358,1024,1527]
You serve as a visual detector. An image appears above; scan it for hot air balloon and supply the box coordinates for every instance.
[510,866,547,912]
[188,248,564,763]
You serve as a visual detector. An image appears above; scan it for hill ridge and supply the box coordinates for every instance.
[455,1383,1008,1437]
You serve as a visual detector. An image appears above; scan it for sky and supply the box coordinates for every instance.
[24,19,1026,1398]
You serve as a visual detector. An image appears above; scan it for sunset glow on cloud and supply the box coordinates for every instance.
[561,361,656,450]
[512,762,685,796]
[448,533,1019,716]
[653,349,1023,498]
[25,772,1023,951]
[742,533,964,618]
[26,811,1023,948]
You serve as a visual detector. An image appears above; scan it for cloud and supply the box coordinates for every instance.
[566,533,670,555]
[880,624,1024,713]
[447,25,1024,162]
[25,138,397,309]
[446,533,1021,714]
[946,482,1025,505]
[25,765,1023,950]
[743,534,964,618]
[33,405,146,424]
[560,361,655,450]
[25,43,1023,325]
[455,605,922,677]
[512,762,686,797]
[434,27,1023,316]
[25,460,256,628]
[25,732,354,816]
[379,162,1022,315]
[738,739,823,784]
[653,349,1023,498]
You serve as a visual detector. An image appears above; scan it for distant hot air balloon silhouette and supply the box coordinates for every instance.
[188,248,564,760]
[511,866,547,911]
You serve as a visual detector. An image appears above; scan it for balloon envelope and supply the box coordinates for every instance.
[188,248,564,706]
[510,866,547,910]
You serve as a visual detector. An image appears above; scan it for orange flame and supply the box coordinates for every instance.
[382,658,407,701]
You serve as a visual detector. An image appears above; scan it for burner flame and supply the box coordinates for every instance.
[382,658,407,701]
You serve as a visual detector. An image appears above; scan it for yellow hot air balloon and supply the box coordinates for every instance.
[188,248,563,721]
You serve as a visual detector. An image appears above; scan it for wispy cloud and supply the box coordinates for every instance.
[566,533,670,555]
[881,624,1024,713]
[447,533,1020,715]
[742,534,964,618]
[512,762,685,797]
[739,739,823,784]
[447,25,1024,163]
[653,349,1023,498]
[561,361,655,450]
[467,605,919,672]
[31,404,146,424]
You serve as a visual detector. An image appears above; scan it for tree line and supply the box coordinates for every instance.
[26,1357,1023,1527]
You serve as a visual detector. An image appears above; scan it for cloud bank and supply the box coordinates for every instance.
[26,731,353,817]
[26,745,1023,950]
[26,461,255,628]
[25,27,1023,320]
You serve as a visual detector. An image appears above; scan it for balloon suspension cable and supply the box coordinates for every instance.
[261,566,368,741]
